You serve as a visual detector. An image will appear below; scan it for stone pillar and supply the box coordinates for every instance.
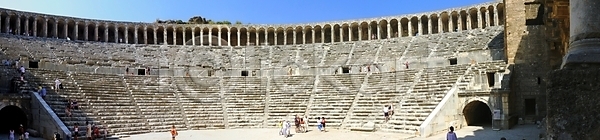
[477,11,483,28]
[208,30,212,46]
[124,27,128,43]
[438,17,443,33]
[485,10,491,27]
[449,17,454,32]
[321,29,325,43]
[94,25,98,41]
[349,28,353,41]
[237,31,240,46]
[173,28,177,45]
[493,8,499,26]
[3,17,8,33]
[73,24,78,40]
[152,29,157,44]
[53,23,58,38]
[255,32,259,46]
[103,27,108,42]
[417,19,422,35]
[427,18,432,34]
[293,31,296,44]
[246,32,250,46]
[358,27,362,40]
[143,28,148,44]
[339,27,343,42]
[466,14,472,30]
[275,33,278,45]
[191,28,196,45]
[398,22,403,37]
[408,20,413,37]
[84,24,88,41]
[302,31,306,44]
[311,30,315,44]
[227,31,231,46]
[134,27,138,44]
[562,0,600,67]
[265,31,269,45]
[200,28,204,46]
[24,19,29,35]
[15,17,20,35]
[63,24,68,38]
[387,24,391,39]
[376,25,380,39]
[32,20,37,37]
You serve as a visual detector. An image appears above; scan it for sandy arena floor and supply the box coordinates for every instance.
[123,124,541,140]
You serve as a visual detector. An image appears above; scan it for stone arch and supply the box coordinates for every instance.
[313,25,322,43]
[0,105,28,133]
[410,16,419,36]
[64,20,75,40]
[165,26,174,45]
[192,27,202,45]
[210,27,220,46]
[146,26,155,44]
[451,11,459,31]
[430,14,439,34]
[400,18,409,37]
[220,27,228,46]
[469,8,479,29]
[248,27,257,46]
[76,21,86,41]
[27,16,35,35]
[368,21,377,39]
[117,26,126,43]
[333,24,341,42]
[440,12,450,33]
[174,26,184,45]
[462,99,493,126]
[379,20,388,39]
[56,19,66,39]
[107,23,116,43]
[459,10,468,30]
[0,12,7,33]
[8,12,18,34]
[239,27,248,46]
[359,22,368,40]
[349,22,359,41]
[323,24,332,43]
[497,3,505,25]
[488,5,496,26]
[341,24,350,41]
[127,25,136,44]
[201,27,210,45]
[35,16,45,37]
[136,26,145,44]
[304,26,313,43]
[230,27,239,46]
[285,27,294,45]
[420,15,429,35]
[389,19,399,38]
[295,26,303,44]
[156,26,165,44]
[19,15,27,35]
[480,7,488,28]
[260,27,268,45]
[97,23,106,42]
[274,27,283,45]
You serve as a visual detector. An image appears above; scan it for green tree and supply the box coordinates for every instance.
[235,21,243,25]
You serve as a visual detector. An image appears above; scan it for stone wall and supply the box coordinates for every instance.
[29,91,71,140]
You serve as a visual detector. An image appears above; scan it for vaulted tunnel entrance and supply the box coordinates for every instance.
[0,105,28,133]
[463,101,492,126]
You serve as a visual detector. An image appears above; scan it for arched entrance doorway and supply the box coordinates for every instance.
[0,105,28,133]
[463,101,492,126]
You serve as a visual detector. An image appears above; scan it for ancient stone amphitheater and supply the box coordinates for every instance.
[0,2,514,139]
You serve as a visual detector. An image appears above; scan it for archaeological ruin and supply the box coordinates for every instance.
[0,0,591,139]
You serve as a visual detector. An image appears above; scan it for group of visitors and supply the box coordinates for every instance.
[278,115,327,138]
[7,124,28,140]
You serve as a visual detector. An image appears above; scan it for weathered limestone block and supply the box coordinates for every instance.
[546,66,600,140]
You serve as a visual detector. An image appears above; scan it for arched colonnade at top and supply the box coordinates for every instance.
[0,3,504,46]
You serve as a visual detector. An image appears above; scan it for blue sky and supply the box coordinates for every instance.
[1,0,495,24]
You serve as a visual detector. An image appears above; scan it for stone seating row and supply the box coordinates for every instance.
[221,77,266,128]
[172,77,226,129]
[266,75,315,127]
[344,69,420,128]
[323,43,354,66]
[309,74,364,127]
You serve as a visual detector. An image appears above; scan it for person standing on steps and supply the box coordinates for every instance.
[383,105,390,123]
[446,126,458,140]
[170,125,178,140]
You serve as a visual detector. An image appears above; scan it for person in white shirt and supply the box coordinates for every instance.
[383,105,390,123]
[24,131,29,140]
[55,78,61,92]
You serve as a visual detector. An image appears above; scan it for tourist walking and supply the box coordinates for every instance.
[383,105,390,123]
[446,126,458,140]
[9,130,15,140]
[170,125,178,140]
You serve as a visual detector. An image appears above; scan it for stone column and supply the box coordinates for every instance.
[15,17,20,35]
[32,20,37,37]
[275,33,278,45]
[398,22,403,37]
[493,8,499,26]
[24,19,29,35]
[265,31,269,45]
[62,24,68,38]
[417,19,423,35]
[449,17,454,32]
[227,31,231,46]
[358,27,362,40]
[237,31,240,46]
[246,32,250,46]
[438,17,443,33]
[311,30,315,44]
[321,29,325,43]
[84,24,88,41]
[153,29,157,44]
[134,27,138,44]
[387,24,391,39]
[485,10,491,27]
[293,31,296,44]
[477,11,483,28]
[427,18,432,34]
[302,31,306,44]
[208,30,212,46]
[143,28,148,44]
[200,28,204,46]
[124,27,129,43]
[563,0,600,66]
[53,23,58,38]
[73,24,78,40]
[408,20,413,37]
[376,25,381,39]
[191,28,196,45]
[3,17,8,33]
[93,25,98,41]
[339,27,343,42]
[255,32,259,46]
[349,28,353,41]
[173,28,177,45]
[466,14,472,30]
[330,28,335,42]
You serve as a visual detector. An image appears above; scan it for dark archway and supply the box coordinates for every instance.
[463,101,492,126]
[0,105,28,133]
